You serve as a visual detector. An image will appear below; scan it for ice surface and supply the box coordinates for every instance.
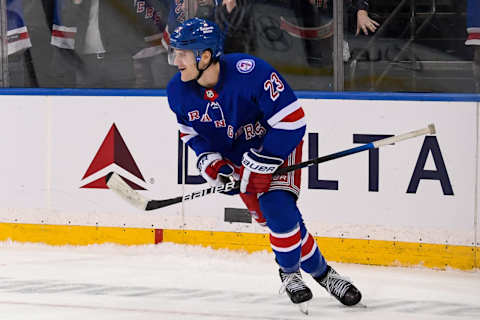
[0,241,479,319]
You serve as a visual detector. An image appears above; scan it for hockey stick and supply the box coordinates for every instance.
[106,124,435,211]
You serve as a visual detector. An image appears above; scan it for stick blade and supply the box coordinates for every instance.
[106,172,149,210]
[145,197,183,210]
[428,123,436,134]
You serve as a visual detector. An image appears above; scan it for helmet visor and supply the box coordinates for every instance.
[167,46,176,66]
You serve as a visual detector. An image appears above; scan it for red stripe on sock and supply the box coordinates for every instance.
[301,234,315,257]
[270,230,301,248]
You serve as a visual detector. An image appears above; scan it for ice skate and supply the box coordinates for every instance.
[314,265,362,306]
[278,268,313,314]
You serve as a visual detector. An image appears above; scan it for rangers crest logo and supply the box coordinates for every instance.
[236,59,255,74]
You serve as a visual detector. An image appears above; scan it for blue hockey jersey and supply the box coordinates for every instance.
[167,53,306,166]
[166,0,185,33]
[6,0,31,55]
[51,0,166,51]
[466,0,479,45]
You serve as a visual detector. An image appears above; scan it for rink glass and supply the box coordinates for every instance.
[0,0,477,93]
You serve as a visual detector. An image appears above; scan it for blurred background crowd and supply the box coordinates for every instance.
[0,0,478,92]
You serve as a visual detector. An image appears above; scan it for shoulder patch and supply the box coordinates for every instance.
[236,59,255,74]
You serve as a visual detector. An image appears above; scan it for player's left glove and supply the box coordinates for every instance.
[197,152,239,187]
[240,149,283,194]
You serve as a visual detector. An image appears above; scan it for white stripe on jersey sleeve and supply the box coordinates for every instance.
[178,123,199,143]
[266,100,302,128]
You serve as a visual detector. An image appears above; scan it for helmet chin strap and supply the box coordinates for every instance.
[195,50,214,81]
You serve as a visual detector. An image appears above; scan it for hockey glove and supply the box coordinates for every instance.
[240,149,284,194]
[197,152,239,187]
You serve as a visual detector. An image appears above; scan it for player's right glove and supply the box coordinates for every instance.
[240,148,283,194]
[197,152,239,187]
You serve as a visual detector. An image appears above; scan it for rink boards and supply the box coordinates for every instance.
[0,93,478,270]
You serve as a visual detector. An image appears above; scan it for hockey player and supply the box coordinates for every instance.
[166,17,362,313]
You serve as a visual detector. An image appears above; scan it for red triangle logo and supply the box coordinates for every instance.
[81,123,146,189]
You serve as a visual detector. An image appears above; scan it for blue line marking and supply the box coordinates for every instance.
[0,88,479,101]
[295,91,480,101]
[0,88,167,96]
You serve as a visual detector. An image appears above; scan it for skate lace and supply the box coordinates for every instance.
[322,272,351,298]
[279,272,306,295]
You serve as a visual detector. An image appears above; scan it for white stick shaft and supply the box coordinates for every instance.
[107,124,437,211]
[373,124,435,148]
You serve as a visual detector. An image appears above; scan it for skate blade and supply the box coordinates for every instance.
[343,302,367,308]
[298,301,309,315]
